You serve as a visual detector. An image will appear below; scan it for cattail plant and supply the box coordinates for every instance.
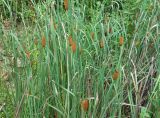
[64,0,68,11]
[71,42,76,53]
[119,36,124,46]
[112,70,120,80]
[41,36,46,48]
[81,99,89,112]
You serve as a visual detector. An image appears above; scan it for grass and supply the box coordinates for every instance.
[0,0,160,117]
[0,78,14,118]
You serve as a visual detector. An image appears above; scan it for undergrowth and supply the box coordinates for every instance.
[0,0,160,118]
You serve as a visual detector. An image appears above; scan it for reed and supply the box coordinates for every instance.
[0,0,160,117]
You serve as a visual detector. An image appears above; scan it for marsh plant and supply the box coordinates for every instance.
[0,0,160,117]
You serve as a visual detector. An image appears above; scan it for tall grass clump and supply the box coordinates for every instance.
[0,0,160,117]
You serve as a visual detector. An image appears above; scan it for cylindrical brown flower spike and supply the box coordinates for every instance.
[71,42,76,53]
[112,70,119,80]
[68,35,77,53]
[81,99,89,112]
[41,36,46,48]
[119,36,124,46]
[64,0,68,11]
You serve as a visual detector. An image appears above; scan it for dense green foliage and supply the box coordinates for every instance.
[0,0,160,117]
[0,79,14,117]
